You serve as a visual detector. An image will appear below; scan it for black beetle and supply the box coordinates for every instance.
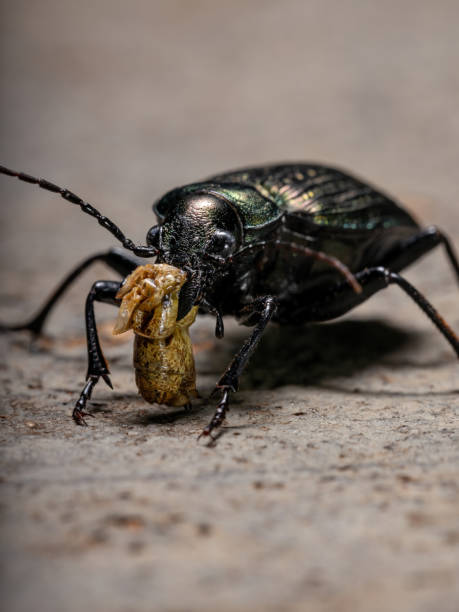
[1,162,458,437]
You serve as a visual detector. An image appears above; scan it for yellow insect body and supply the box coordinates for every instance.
[113,264,198,406]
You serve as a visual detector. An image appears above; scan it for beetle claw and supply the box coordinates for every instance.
[72,407,95,426]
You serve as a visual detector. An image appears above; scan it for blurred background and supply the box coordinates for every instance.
[1,0,458,297]
[1,2,458,611]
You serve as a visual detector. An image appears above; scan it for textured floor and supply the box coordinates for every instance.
[1,2,458,611]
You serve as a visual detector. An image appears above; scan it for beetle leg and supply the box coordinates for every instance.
[199,296,277,438]
[382,226,459,284]
[442,233,459,282]
[0,248,139,336]
[73,280,121,425]
[307,266,458,358]
[384,270,459,357]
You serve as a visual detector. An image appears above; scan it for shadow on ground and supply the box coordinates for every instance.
[241,318,414,390]
[124,318,416,426]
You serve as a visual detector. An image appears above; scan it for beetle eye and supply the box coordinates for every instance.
[206,230,236,258]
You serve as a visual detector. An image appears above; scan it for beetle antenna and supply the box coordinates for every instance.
[0,165,158,258]
[230,240,362,294]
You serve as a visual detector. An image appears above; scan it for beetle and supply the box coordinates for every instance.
[1,162,458,438]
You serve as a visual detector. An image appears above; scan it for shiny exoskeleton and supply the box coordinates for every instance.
[1,162,458,438]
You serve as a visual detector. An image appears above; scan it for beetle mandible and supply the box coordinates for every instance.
[1,162,458,438]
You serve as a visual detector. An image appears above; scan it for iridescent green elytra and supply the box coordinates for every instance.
[155,163,417,235]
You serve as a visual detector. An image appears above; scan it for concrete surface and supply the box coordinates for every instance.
[0,2,458,611]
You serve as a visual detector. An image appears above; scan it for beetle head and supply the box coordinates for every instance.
[147,190,243,319]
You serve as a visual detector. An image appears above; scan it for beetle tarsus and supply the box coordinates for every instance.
[199,388,231,439]
[73,376,99,425]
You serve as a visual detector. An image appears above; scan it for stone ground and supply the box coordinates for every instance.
[0,2,458,611]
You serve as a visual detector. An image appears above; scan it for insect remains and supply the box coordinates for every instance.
[1,162,458,438]
[113,263,198,409]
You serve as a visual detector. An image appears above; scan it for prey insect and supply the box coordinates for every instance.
[1,162,458,438]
